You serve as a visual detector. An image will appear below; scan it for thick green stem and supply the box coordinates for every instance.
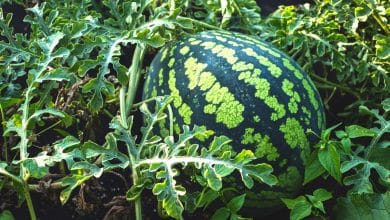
[132,167,142,220]
[19,87,38,220]
[119,88,128,128]
[119,43,146,220]
[0,104,8,162]
[125,44,146,116]
[24,182,37,220]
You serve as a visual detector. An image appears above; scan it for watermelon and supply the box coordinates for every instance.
[143,30,326,210]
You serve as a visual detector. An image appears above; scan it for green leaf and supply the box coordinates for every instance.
[126,184,144,200]
[71,161,103,178]
[23,159,49,178]
[204,166,223,191]
[304,150,326,184]
[83,135,129,169]
[211,207,231,220]
[369,148,390,169]
[334,192,390,220]
[290,200,312,220]
[345,125,376,138]
[318,143,342,183]
[196,188,219,208]
[307,189,332,213]
[0,210,15,220]
[312,188,333,202]
[36,68,71,82]
[163,195,184,220]
[354,6,372,20]
[382,98,390,112]
[281,196,307,209]
[374,35,390,59]
[0,97,21,109]
[240,163,277,188]
[59,175,93,205]
[341,156,390,193]
[282,196,312,220]
[227,194,246,213]
[28,108,65,121]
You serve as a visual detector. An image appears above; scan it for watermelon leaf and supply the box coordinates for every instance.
[333,192,390,220]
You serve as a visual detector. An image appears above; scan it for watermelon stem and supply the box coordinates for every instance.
[126,44,147,119]
[310,73,361,99]
[118,43,146,220]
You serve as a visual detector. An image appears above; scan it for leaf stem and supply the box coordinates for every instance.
[119,43,146,220]
[0,104,8,162]
[310,73,361,99]
[125,44,146,117]
[367,122,390,159]
[0,168,23,185]
[23,182,37,220]
[132,166,142,220]
[36,120,61,136]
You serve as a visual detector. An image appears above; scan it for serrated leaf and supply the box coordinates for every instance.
[29,108,65,121]
[71,161,103,178]
[204,166,223,191]
[334,192,390,220]
[36,68,71,82]
[23,159,49,179]
[318,143,342,183]
[59,175,92,205]
[240,163,277,188]
[163,195,184,220]
[345,125,376,138]
[126,184,144,200]
[341,155,390,193]
[382,98,390,112]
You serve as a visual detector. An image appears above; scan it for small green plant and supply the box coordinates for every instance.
[210,194,251,220]
[281,188,332,220]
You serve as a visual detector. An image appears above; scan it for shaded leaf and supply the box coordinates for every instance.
[334,192,390,220]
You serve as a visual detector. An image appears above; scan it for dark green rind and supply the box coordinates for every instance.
[143,31,326,210]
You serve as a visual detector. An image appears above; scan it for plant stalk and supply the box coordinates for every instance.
[132,166,142,220]
[20,87,37,220]
[310,73,361,99]
[119,43,146,220]
[24,182,37,220]
[125,44,146,116]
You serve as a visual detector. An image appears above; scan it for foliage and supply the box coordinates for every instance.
[0,0,389,219]
[256,1,389,218]
[281,188,332,220]
[210,194,250,220]
[0,1,273,219]
[258,0,389,117]
[0,210,15,220]
[333,191,390,220]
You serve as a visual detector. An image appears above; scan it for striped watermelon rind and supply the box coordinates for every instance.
[143,30,325,209]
